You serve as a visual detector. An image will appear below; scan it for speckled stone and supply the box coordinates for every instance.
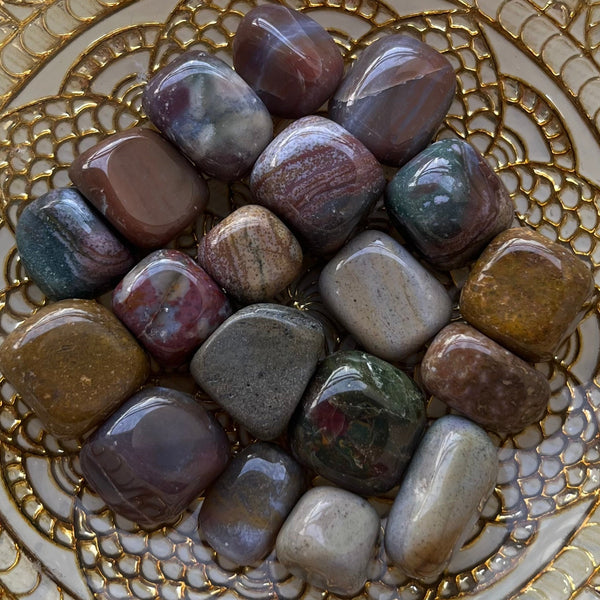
[16,188,134,300]
[191,304,325,440]
[319,230,452,360]
[460,228,594,362]
[80,387,230,530]
[275,486,379,596]
[0,300,149,439]
[142,51,273,180]
[199,443,306,565]
[330,35,456,166]
[112,249,232,367]
[421,323,550,433]
[250,116,385,254]
[384,416,498,582]
[233,5,344,118]
[197,205,303,303]
[385,139,514,269]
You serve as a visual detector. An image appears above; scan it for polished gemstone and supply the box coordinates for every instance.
[421,323,550,433]
[385,139,514,269]
[198,205,303,303]
[330,35,456,165]
[0,300,149,439]
[233,5,344,118]
[16,188,134,300]
[290,350,426,495]
[143,51,273,180]
[191,304,324,440]
[319,230,452,360]
[199,442,306,565]
[250,116,385,254]
[112,249,232,367]
[460,228,594,361]
[69,128,208,248]
[80,387,229,530]
[384,416,498,582]
[275,486,379,596]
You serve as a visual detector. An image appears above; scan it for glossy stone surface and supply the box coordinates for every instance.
[319,230,452,360]
[290,350,426,495]
[0,300,149,439]
[142,51,273,180]
[384,416,498,582]
[233,5,344,118]
[80,387,229,529]
[69,128,208,248]
[385,139,514,269]
[199,443,306,565]
[198,205,303,303]
[112,249,231,367]
[16,188,134,300]
[330,34,456,166]
[460,228,594,361]
[191,304,324,440]
[276,487,379,596]
[422,323,550,433]
[251,116,385,254]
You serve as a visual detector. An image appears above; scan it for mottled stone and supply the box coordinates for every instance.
[199,443,306,564]
[191,304,325,440]
[251,116,385,254]
[385,416,498,582]
[290,350,426,495]
[80,387,229,529]
[112,249,231,367]
[16,188,134,300]
[69,128,208,248]
[0,300,149,439]
[330,35,456,166]
[233,5,343,118]
[275,487,379,596]
[385,139,514,269]
[319,230,452,360]
[142,51,273,180]
[460,228,594,362]
[198,205,303,303]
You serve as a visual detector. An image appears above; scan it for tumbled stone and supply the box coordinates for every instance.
[319,230,452,360]
[0,300,149,439]
[191,304,324,440]
[290,350,426,495]
[69,128,207,248]
[276,486,379,596]
[460,228,594,361]
[330,34,456,165]
[233,5,344,118]
[80,386,229,529]
[199,442,306,564]
[198,205,303,303]
[112,249,231,367]
[421,323,550,433]
[16,188,134,300]
[143,51,273,180]
[251,116,385,254]
[385,139,514,269]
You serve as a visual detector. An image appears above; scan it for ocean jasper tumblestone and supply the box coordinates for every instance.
[251,116,385,254]
[233,5,343,118]
[385,139,514,269]
[460,228,594,361]
[112,249,231,367]
[143,51,273,180]
[16,188,134,300]
[199,443,306,564]
[80,387,229,529]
